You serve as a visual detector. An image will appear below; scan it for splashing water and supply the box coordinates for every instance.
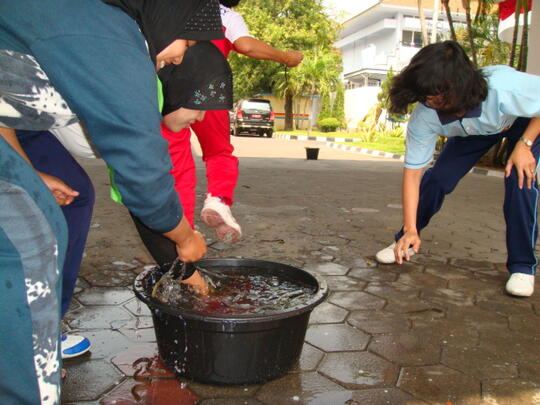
[151,267,316,316]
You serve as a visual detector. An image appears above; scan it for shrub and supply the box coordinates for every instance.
[318,117,340,132]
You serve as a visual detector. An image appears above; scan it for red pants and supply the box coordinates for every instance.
[161,110,239,226]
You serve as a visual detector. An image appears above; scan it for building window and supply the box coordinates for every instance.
[402,30,423,47]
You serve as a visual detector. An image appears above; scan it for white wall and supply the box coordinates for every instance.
[344,86,381,130]
[528,2,540,75]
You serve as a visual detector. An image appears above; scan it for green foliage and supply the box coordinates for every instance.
[355,122,378,142]
[455,11,513,67]
[376,68,412,122]
[229,0,341,101]
[317,90,332,121]
[318,117,340,132]
[333,83,345,127]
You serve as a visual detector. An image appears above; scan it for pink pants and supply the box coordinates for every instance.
[161,110,239,226]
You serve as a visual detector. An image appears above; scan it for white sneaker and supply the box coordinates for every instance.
[61,334,91,359]
[505,273,535,297]
[201,194,242,243]
[375,242,415,264]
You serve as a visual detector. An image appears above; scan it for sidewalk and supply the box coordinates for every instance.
[275,132,506,178]
[61,137,540,405]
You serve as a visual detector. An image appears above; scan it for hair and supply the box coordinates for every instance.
[389,41,488,115]
[219,0,240,7]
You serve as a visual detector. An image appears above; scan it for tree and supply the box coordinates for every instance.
[442,0,458,41]
[418,0,429,45]
[229,0,340,130]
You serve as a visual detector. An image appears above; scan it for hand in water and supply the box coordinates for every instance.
[181,270,209,297]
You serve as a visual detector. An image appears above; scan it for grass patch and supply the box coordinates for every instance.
[277,130,406,154]
[341,136,405,154]
[278,129,366,139]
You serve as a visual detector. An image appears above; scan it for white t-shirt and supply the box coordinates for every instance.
[219,5,253,44]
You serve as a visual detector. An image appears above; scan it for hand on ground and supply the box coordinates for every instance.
[394,231,421,264]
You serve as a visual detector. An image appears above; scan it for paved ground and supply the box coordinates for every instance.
[61,135,540,405]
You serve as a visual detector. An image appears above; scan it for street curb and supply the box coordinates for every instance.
[275,132,505,178]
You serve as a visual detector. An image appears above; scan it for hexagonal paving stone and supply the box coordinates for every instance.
[328,291,386,311]
[119,326,157,343]
[482,379,540,405]
[410,254,448,266]
[199,399,263,405]
[318,352,398,388]
[124,297,153,316]
[365,282,420,302]
[398,365,482,405]
[303,388,428,405]
[99,378,199,405]
[61,359,123,402]
[188,380,259,399]
[476,295,534,317]
[442,345,518,380]
[449,258,495,272]
[64,306,133,329]
[290,343,324,372]
[447,278,501,298]
[112,343,175,377]
[347,310,410,334]
[348,267,400,283]
[305,323,369,352]
[368,332,441,366]
[76,287,134,306]
[398,271,448,290]
[255,372,343,405]
[80,264,137,287]
[444,305,508,332]
[410,319,479,348]
[308,302,348,324]
[75,329,134,360]
[304,262,349,276]
[323,275,366,291]
[421,287,475,308]
[424,263,472,280]
[383,297,438,314]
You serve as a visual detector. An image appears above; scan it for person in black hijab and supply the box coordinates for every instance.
[130,42,232,293]
[103,0,224,68]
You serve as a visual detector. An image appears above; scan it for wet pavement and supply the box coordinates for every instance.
[61,136,540,405]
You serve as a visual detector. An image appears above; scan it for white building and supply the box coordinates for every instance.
[334,0,471,130]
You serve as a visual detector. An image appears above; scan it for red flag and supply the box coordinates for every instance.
[498,0,532,43]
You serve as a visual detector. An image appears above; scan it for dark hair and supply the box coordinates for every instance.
[389,41,488,115]
[219,0,240,7]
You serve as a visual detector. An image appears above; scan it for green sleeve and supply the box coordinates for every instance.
[109,76,164,205]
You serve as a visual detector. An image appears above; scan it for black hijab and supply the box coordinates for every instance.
[159,42,233,114]
[103,0,224,62]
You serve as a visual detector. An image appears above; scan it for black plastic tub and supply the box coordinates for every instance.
[305,147,320,160]
[133,258,328,385]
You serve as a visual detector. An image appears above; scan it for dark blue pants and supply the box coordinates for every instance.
[18,130,95,316]
[396,117,539,275]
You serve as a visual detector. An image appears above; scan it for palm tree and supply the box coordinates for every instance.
[462,0,478,66]
[431,0,441,43]
[442,0,458,41]
[418,0,429,45]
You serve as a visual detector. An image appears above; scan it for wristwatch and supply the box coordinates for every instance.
[520,136,533,147]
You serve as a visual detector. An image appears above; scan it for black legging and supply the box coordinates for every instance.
[130,213,195,279]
